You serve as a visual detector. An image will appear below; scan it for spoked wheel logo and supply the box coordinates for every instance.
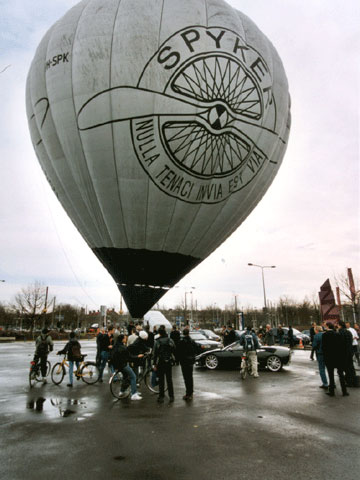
[77,26,286,204]
[161,52,263,180]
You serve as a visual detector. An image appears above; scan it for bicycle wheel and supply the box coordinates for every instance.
[240,359,247,380]
[144,369,168,394]
[45,360,51,377]
[29,367,39,388]
[109,371,130,399]
[51,362,65,385]
[80,362,100,384]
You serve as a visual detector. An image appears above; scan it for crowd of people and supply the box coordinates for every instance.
[33,318,359,401]
[33,323,198,403]
[311,320,359,396]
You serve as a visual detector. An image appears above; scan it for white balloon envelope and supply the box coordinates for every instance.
[26,0,291,317]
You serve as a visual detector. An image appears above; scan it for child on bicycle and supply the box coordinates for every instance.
[57,331,82,387]
[34,327,54,383]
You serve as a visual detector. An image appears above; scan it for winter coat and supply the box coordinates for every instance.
[111,341,130,370]
[177,336,197,365]
[58,339,82,362]
[263,330,275,346]
[35,333,54,355]
[322,330,347,368]
[153,335,175,365]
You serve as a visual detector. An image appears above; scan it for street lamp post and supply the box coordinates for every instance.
[248,263,276,310]
[184,288,195,326]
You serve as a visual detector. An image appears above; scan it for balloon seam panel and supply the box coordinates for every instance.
[69,0,114,245]
[109,0,130,249]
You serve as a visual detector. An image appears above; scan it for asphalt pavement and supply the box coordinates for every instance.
[0,340,359,480]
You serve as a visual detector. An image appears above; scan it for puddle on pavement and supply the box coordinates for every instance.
[26,397,94,420]
[198,391,223,400]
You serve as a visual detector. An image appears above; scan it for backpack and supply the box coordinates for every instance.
[37,336,49,355]
[158,338,173,363]
[243,333,255,351]
[71,341,82,360]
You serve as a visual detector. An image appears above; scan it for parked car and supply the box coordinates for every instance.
[196,341,292,372]
[271,327,310,345]
[198,329,221,342]
[189,331,222,355]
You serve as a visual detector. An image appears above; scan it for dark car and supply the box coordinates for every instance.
[189,331,222,355]
[272,327,310,345]
[196,341,292,372]
[198,329,221,342]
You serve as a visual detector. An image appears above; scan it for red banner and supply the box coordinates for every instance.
[347,268,356,302]
[318,279,340,323]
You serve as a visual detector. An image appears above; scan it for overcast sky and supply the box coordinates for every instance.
[0,0,359,314]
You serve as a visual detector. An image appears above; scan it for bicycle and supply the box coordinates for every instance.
[240,351,252,380]
[51,354,100,385]
[109,352,167,399]
[29,358,51,388]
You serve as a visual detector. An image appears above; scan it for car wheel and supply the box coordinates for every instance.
[266,355,282,372]
[205,354,219,370]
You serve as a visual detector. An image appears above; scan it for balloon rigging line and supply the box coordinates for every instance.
[38,174,99,308]
[0,64,11,74]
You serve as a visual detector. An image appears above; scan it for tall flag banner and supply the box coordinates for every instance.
[318,279,340,323]
[347,268,356,302]
[336,286,342,307]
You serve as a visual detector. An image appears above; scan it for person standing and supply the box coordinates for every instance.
[127,327,138,346]
[288,326,295,349]
[338,321,356,387]
[34,327,54,383]
[224,325,236,346]
[322,322,349,397]
[177,327,197,401]
[345,322,360,366]
[128,330,149,380]
[239,326,260,377]
[126,320,135,336]
[98,326,114,382]
[277,325,284,345]
[312,325,328,389]
[309,322,316,360]
[170,325,181,365]
[57,331,82,387]
[153,325,175,403]
[263,324,275,346]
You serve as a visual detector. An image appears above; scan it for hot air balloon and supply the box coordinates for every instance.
[26,0,291,318]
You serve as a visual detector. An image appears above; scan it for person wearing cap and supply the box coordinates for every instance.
[34,327,54,383]
[128,330,150,381]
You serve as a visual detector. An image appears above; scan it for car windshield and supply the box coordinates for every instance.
[203,330,218,339]
[190,333,207,340]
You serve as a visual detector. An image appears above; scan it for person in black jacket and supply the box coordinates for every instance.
[112,334,141,400]
[322,322,349,397]
[57,331,82,387]
[224,325,236,346]
[337,321,356,387]
[170,325,181,365]
[153,326,175,403]
[177,327,197,401]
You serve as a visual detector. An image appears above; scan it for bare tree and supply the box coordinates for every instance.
[334,271,360,322]
[11,282,51,332]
